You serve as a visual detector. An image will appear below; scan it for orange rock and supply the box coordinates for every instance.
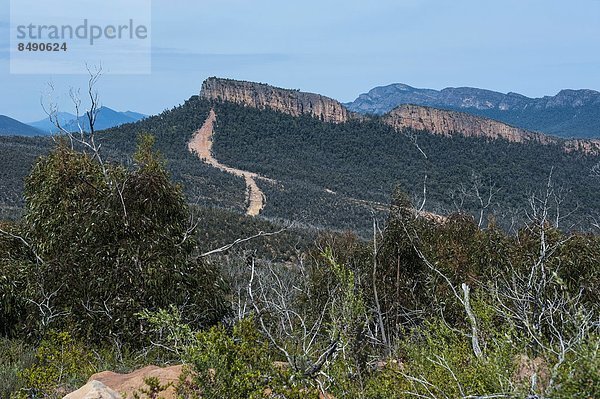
[200,77,355,124]
[383,104,600,155]
[63,380,120,399]
[383,105,554,144]
[88,365,185,399]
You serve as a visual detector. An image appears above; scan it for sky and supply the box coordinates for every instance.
[1,0,600,121]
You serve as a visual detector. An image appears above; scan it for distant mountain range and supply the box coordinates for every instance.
[27,112,78,133]
[0,107,147,137]
[0,115,43,136]
[345,84,600,139]
[28,107,146,134]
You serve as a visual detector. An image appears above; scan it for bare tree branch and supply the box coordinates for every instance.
[0,227,44,265]
[198,225,291,258]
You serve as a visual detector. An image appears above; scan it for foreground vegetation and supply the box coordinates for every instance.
[1,131,598,398]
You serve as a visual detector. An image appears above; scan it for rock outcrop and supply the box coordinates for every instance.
[563,137,600,154]
[76,365,185,399]
[382,104,554,144]
[63,381,120,399]
[200,77,354,123]
[382,104,600,155]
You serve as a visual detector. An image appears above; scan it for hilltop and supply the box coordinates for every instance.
[0,115,43,137]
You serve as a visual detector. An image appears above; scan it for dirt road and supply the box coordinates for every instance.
[188,110,273,216]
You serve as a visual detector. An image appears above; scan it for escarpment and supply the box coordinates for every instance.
[382,104,600,155]
[200,77,355,123]
[382,104,554,144]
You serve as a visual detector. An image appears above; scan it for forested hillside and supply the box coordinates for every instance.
[0,99,247,219]
[0,116,43,137]
[2,95,599,234]
[209,100,599,231]
[0,136,52,219]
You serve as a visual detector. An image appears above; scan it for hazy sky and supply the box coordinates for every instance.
[1,0,600,121]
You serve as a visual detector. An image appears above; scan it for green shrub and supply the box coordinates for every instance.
[553,333,599,399]
[365,319,522,398]
[5,135,229,344]
[0,338,35,399]
[19,331,95,398]
[184,318,316,399]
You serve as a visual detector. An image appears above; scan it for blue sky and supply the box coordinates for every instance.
[1,0,600,121]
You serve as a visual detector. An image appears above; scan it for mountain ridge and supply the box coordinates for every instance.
[28,106,146,134]
[2,83,600,231]
[345,83,600,138]
[198,77,600,155]
[0,115,44,136]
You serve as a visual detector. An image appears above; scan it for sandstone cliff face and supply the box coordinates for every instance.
[382,104,600,155]
[382,104,554,144]
[200,77,353,123]
[563,138,600,154]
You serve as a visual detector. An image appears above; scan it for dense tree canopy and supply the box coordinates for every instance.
[1,136,229,344]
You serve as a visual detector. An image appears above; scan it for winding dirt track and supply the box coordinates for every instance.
[188,110,273,216]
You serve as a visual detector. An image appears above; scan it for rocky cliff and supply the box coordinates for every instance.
[382,105,554,143]
[382,104,600,155]
[200,77,354,123]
